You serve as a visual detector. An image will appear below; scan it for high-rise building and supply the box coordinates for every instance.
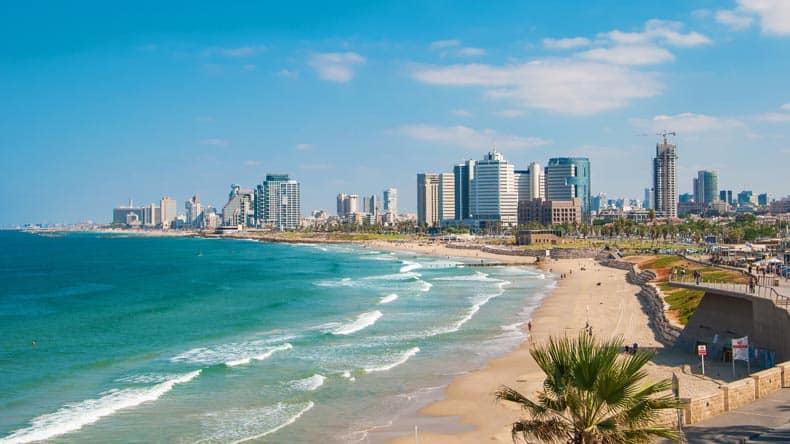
[438,172,455,222]
[259,174,300,230]
[653,135,678,218]
[679,193,694,203]
[592,192,607,212]
[720,190,734,206]
[225,185,255,227]
[347,195,359,215]
[545,157,591,221]
[518,198,582,226]
[758,193,771,206]
[160,196,177,229]
[383,188,397,217]
[417,173,440,227]
[693,170,719,205]
[336,193,348,217]
[362,195,378,215]
[737,190,755,206]
[515,162,545,204]
[643,188,654,210]
[471,149,517,226]
[453,160,475,221]
[185,194,202,227]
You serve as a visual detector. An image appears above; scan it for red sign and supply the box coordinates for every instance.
[697,345,707,356]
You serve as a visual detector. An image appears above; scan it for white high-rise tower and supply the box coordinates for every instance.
[470,148,517,226]
[653,132,678,219]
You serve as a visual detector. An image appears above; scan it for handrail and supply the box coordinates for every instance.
[668,275,790,311]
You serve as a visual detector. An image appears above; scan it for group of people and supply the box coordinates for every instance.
[623,343,640,355]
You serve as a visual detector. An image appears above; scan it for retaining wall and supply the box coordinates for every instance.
[751,367,783,399]
[721,378,756,411]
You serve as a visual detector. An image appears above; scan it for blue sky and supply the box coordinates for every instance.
[2,0,790,225]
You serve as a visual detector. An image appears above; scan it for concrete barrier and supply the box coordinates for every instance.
[682,391,726,424]
[777,361,790,388]
[721,378,756,411]
[751,367,783,399]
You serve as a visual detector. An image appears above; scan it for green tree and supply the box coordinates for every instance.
[496,334,680,444]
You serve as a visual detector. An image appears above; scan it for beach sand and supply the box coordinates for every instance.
[359,242,720,444]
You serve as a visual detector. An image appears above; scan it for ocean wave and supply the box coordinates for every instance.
[433,271,497,282]
[419,281,433,292]
[425,282,511,336]
[331,311,382,335]
[363,272,420,281]
[287,374,326,391]
[314,277,353,287]
[379,294,398,304]
[399,260,423,273]
[0,370,201,444]
[363,347,420,373]
[199,402,315,444]
[170,341,292,367]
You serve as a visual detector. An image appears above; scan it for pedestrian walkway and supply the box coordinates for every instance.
[683,389,790,443]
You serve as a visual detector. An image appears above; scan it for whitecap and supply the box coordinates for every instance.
[287,374,326,391]
[170,341,292,367]
[399,260,423,273]
[225,344,293,367]
[331,311,383,335]
[1,370,201,444]
[363,347,420,373]
[379,294,398,304]
[199,402,315,444]
[363,272,420,281]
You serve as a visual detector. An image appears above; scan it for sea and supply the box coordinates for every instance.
[0,231,554,443]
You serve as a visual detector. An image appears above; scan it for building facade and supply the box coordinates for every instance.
[517,198,582,226]
[653,137,678,219]
[693,170,718,205]
[160,196,177,229]
[470,150,517,226]
[383,188,398,218]
[545,157,590,221]
[453,160,475,221]
[417,173,440,227]
[438,172,455,222]
[259,174,300,230]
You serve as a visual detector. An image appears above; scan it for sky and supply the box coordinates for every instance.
[2,0,790,225]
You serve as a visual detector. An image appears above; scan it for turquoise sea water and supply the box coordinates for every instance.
[0,231,553,443]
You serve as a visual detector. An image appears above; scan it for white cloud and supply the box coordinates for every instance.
[781,103,790,110]
[295,143,313,151]
[200,138,230,147]
[244,160,261,167]
[242,64,256,72]
[493,109,526,118]
[715,9,754,30]
[737,0,790,35]
[630,113,745,133]
[757,112,790,122]
[598,19,711,47]
[542,37,591,50]
[578,45,675,65]
[456,47,486,57]
[450,109,472,117]
[397,124,550,150]
[412,59,661,115]
[430,39,460,50]
[202,45,267,57]
[691,9,712,19]
[308,52,366,83]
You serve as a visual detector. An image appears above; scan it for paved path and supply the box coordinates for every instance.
[683,389,790,443]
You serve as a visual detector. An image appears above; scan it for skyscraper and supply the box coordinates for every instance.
[160,196,177,229]
[185,194,202,226]
[417,173,440,227]
[453,160,475,221]
[260,174,300,230]
[438,172,455,222]
[383,188,397,217]
[644,187,654,210]
[336,193,348,217]
[226,185,255,227]
[514,162,545,203]
[693,170,718,205]
[470,149,517,226]
[545,157,591,221]
[653,135,678,219]
[720,190,734,206]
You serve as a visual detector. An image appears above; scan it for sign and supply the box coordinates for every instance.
[697,345,707,356]
[732,336,749,362]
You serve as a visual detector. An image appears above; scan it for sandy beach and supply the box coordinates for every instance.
[357,242,721,444]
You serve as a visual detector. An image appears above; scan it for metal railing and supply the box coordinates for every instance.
[668,275,790,311]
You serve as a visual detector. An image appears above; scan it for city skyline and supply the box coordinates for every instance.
[3,1,790,225]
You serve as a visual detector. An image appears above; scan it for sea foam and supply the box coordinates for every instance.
[0,370,201,444]
[332,311,383,335]
[399,260,423,273]
[364,347,420,373]
[200,402,315,444]
[287,374,326,391]
[379,294,398,304]
[170,341,293,367]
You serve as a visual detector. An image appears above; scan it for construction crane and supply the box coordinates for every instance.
[656,130,676,145]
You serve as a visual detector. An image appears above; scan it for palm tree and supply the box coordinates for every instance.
[495,334,680,444]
